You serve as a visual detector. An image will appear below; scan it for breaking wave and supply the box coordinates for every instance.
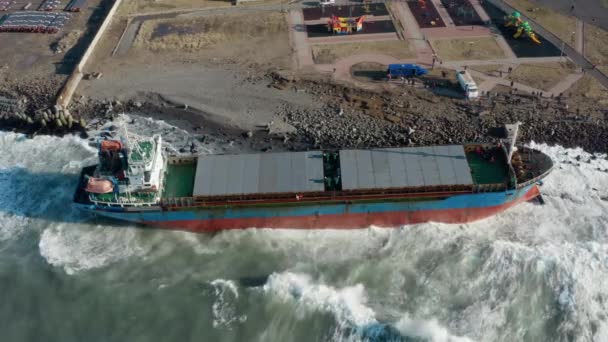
[263,272,474,342]
[210,279,247,329]
[38,224,147,275]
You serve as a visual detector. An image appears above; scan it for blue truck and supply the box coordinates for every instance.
[387,64,428,79]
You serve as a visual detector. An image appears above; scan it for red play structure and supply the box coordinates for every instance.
[327,15,365,34]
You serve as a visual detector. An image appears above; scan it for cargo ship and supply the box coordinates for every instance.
[74,124,553,231]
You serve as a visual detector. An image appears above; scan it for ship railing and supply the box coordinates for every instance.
[166,155,198,164]
[90,199,159,208]
[89,192,160,208]
[160,184,476,208]
[516,168,553,189]
[161,197,194,207]
[473,183,507,193]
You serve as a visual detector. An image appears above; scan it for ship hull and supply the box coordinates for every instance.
[78,184,541,232]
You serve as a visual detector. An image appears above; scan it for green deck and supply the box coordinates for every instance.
[466,150,509,185]
[131,141,154,163]
[162,163,197,198]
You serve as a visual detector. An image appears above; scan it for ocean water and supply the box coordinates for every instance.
[0,116,607,342]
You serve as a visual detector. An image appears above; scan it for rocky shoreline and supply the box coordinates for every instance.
[1,72,607,155]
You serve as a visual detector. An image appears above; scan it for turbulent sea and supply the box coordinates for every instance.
[0,116,607,342]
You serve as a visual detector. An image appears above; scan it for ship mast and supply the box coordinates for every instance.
[504,122,520,165]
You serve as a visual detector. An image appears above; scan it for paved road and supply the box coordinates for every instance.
[487,0,608,89]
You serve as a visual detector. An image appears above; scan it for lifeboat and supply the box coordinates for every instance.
[100,140,122,152]
[85,177,114,194]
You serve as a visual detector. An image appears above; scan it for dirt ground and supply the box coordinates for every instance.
[470,64,507,76]
[507,62,576,90]
[311,40,413,64]
[0,0,106,84]
[430,37,506,61]
[566,74,608,105]
[0,0,113,115]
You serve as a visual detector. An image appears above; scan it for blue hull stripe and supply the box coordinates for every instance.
[88,185,533,223]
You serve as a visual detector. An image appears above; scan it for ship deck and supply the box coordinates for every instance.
[163,162,196,198]
[465,148,509,185]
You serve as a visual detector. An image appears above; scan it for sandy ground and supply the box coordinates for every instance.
[77,62,319,132]
[311,40,415,64]
[431,37,506,61]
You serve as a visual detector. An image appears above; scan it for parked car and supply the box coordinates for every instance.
[319,0,335,6]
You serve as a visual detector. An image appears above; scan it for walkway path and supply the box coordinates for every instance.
[390,1,434,64]
[288,9,314,68]
[441,56,564,68]
[547,72,584,95]
[429,0,455,27]
[575,18,584,58]
[420,26,493,39]
[309,32,399,44]
[469,0,490,22]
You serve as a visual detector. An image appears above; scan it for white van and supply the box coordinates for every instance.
[456,70,479,99]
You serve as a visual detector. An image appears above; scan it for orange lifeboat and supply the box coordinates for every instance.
[100,140,122,152]
[85,177,114,194]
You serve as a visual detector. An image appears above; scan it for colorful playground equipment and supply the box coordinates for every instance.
[504,11,541,44]
[327,15,365,34]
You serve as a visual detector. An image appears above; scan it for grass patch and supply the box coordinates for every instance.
[119,0,232,16]
[584,23,608,67]
[431,37,506,61]
[135,12,287,51]
[507,62,575,91]
[311,40,414,64]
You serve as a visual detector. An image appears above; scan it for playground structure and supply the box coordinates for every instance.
[327,14,365,35]
[504,11,541,44]
[440,0,484,26]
